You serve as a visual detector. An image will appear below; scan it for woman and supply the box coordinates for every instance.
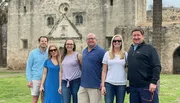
[101,35,127,103]
[58,39,82,103]
[40,45,62,103]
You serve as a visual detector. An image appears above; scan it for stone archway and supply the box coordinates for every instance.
[173,46,180,74]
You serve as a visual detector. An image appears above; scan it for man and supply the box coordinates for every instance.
[127,28,161,103]
[78,33,106,103]
[26,36,48,103]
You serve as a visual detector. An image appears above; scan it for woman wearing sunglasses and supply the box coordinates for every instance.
[40,45,62,103]
[101,35,127,103]
[58,39,82,103]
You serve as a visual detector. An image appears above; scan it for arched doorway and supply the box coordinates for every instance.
[173,46,180,74]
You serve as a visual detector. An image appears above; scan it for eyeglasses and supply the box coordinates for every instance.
[66,43,74,45]
[49,49,57,52]
[87,38,96,40]
[141,89,154,102]
[113,40,122,43]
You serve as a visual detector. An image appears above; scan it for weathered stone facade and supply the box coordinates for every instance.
[7,0,180,74]
[147,7,180,22]
[115,25,180,74]
[7,0,146,69]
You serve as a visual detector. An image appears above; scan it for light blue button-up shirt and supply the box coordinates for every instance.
[26,48,48,82]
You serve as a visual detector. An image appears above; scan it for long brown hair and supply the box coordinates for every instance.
[61,39,76,62]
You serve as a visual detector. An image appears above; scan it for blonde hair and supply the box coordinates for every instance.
[48,45,61,64]
[109,34,125,59]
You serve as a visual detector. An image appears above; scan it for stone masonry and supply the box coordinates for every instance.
[7,0,146,69]
[7,0,180,74]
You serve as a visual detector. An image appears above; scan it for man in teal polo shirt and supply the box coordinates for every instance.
[26,36,48,103]
[78,33,106,103]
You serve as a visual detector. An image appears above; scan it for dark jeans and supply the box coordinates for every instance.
[104,82,126,103]
[130,85,159,103]
[62,78,81,103]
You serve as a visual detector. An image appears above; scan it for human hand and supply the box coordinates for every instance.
[101,86,106,95]
[58,86,62,94]
[39,86,44,93]
[27,81,32,88]
[149,83,157,93]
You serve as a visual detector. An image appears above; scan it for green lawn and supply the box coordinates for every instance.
[0,74,180,103]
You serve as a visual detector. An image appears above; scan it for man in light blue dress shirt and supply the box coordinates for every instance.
[26,36,48,103]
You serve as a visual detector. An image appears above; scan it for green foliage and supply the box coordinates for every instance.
[0,74,180,103]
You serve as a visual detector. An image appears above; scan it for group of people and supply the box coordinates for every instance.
[26,28,161,103]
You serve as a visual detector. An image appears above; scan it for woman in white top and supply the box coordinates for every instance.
[101,35,127,103]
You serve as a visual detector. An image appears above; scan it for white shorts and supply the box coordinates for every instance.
[30,80,41,96]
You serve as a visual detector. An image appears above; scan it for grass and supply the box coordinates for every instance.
[0,72,21,75]
[0,73,180,103]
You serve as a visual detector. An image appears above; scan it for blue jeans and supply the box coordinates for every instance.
[62,78,81,103]
[130,85,159,103]
[104,82,126,103]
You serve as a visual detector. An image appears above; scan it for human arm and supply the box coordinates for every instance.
[40,67,47,93]
[150,48,161,84]
[149,47,161,92]
[58,65,63,94]
[26,52,33,88]
[101,52,108,95]
[101,64,108,95]
[77,53,82,65]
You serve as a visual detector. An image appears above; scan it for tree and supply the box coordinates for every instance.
[152,0,162,94]
[0,0,8,67]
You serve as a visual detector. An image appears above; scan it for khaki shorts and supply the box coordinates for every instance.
[78,87,102,103]
[30,80,41,96]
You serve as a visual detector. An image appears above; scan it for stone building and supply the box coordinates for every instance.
[6,0,180,74]
[7,0,146,69]
[147,7,180,22]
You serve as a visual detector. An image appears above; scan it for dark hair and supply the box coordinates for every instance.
[61,39,76,62]
[38,36,49,42]
[131,28,144,35]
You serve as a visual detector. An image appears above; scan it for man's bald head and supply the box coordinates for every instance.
[86,33,97,49]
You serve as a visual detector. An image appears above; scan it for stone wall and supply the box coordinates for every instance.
[115,24,180,74]
[147,7,180,22]
[7,0,146,69]
[161,24,180,73]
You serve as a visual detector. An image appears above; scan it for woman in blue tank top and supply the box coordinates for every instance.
[58,39,82,103]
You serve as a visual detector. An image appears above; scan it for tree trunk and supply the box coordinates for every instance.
[152,0,162,94]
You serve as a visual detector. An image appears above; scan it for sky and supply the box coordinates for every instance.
[147,0,180,10]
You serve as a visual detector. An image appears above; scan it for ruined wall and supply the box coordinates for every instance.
[161,24,180,73]
[115,24,180,74]
[147,7,180,22]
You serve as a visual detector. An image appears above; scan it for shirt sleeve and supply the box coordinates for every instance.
[99,48,106,61]
[44,59,48,68]
[150,47,161,84]
[26,52,33,82]
[102,52,108,64]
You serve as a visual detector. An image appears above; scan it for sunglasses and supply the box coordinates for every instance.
[113,40,122,43]
[141,89,154,102]
[49,49,57,52]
